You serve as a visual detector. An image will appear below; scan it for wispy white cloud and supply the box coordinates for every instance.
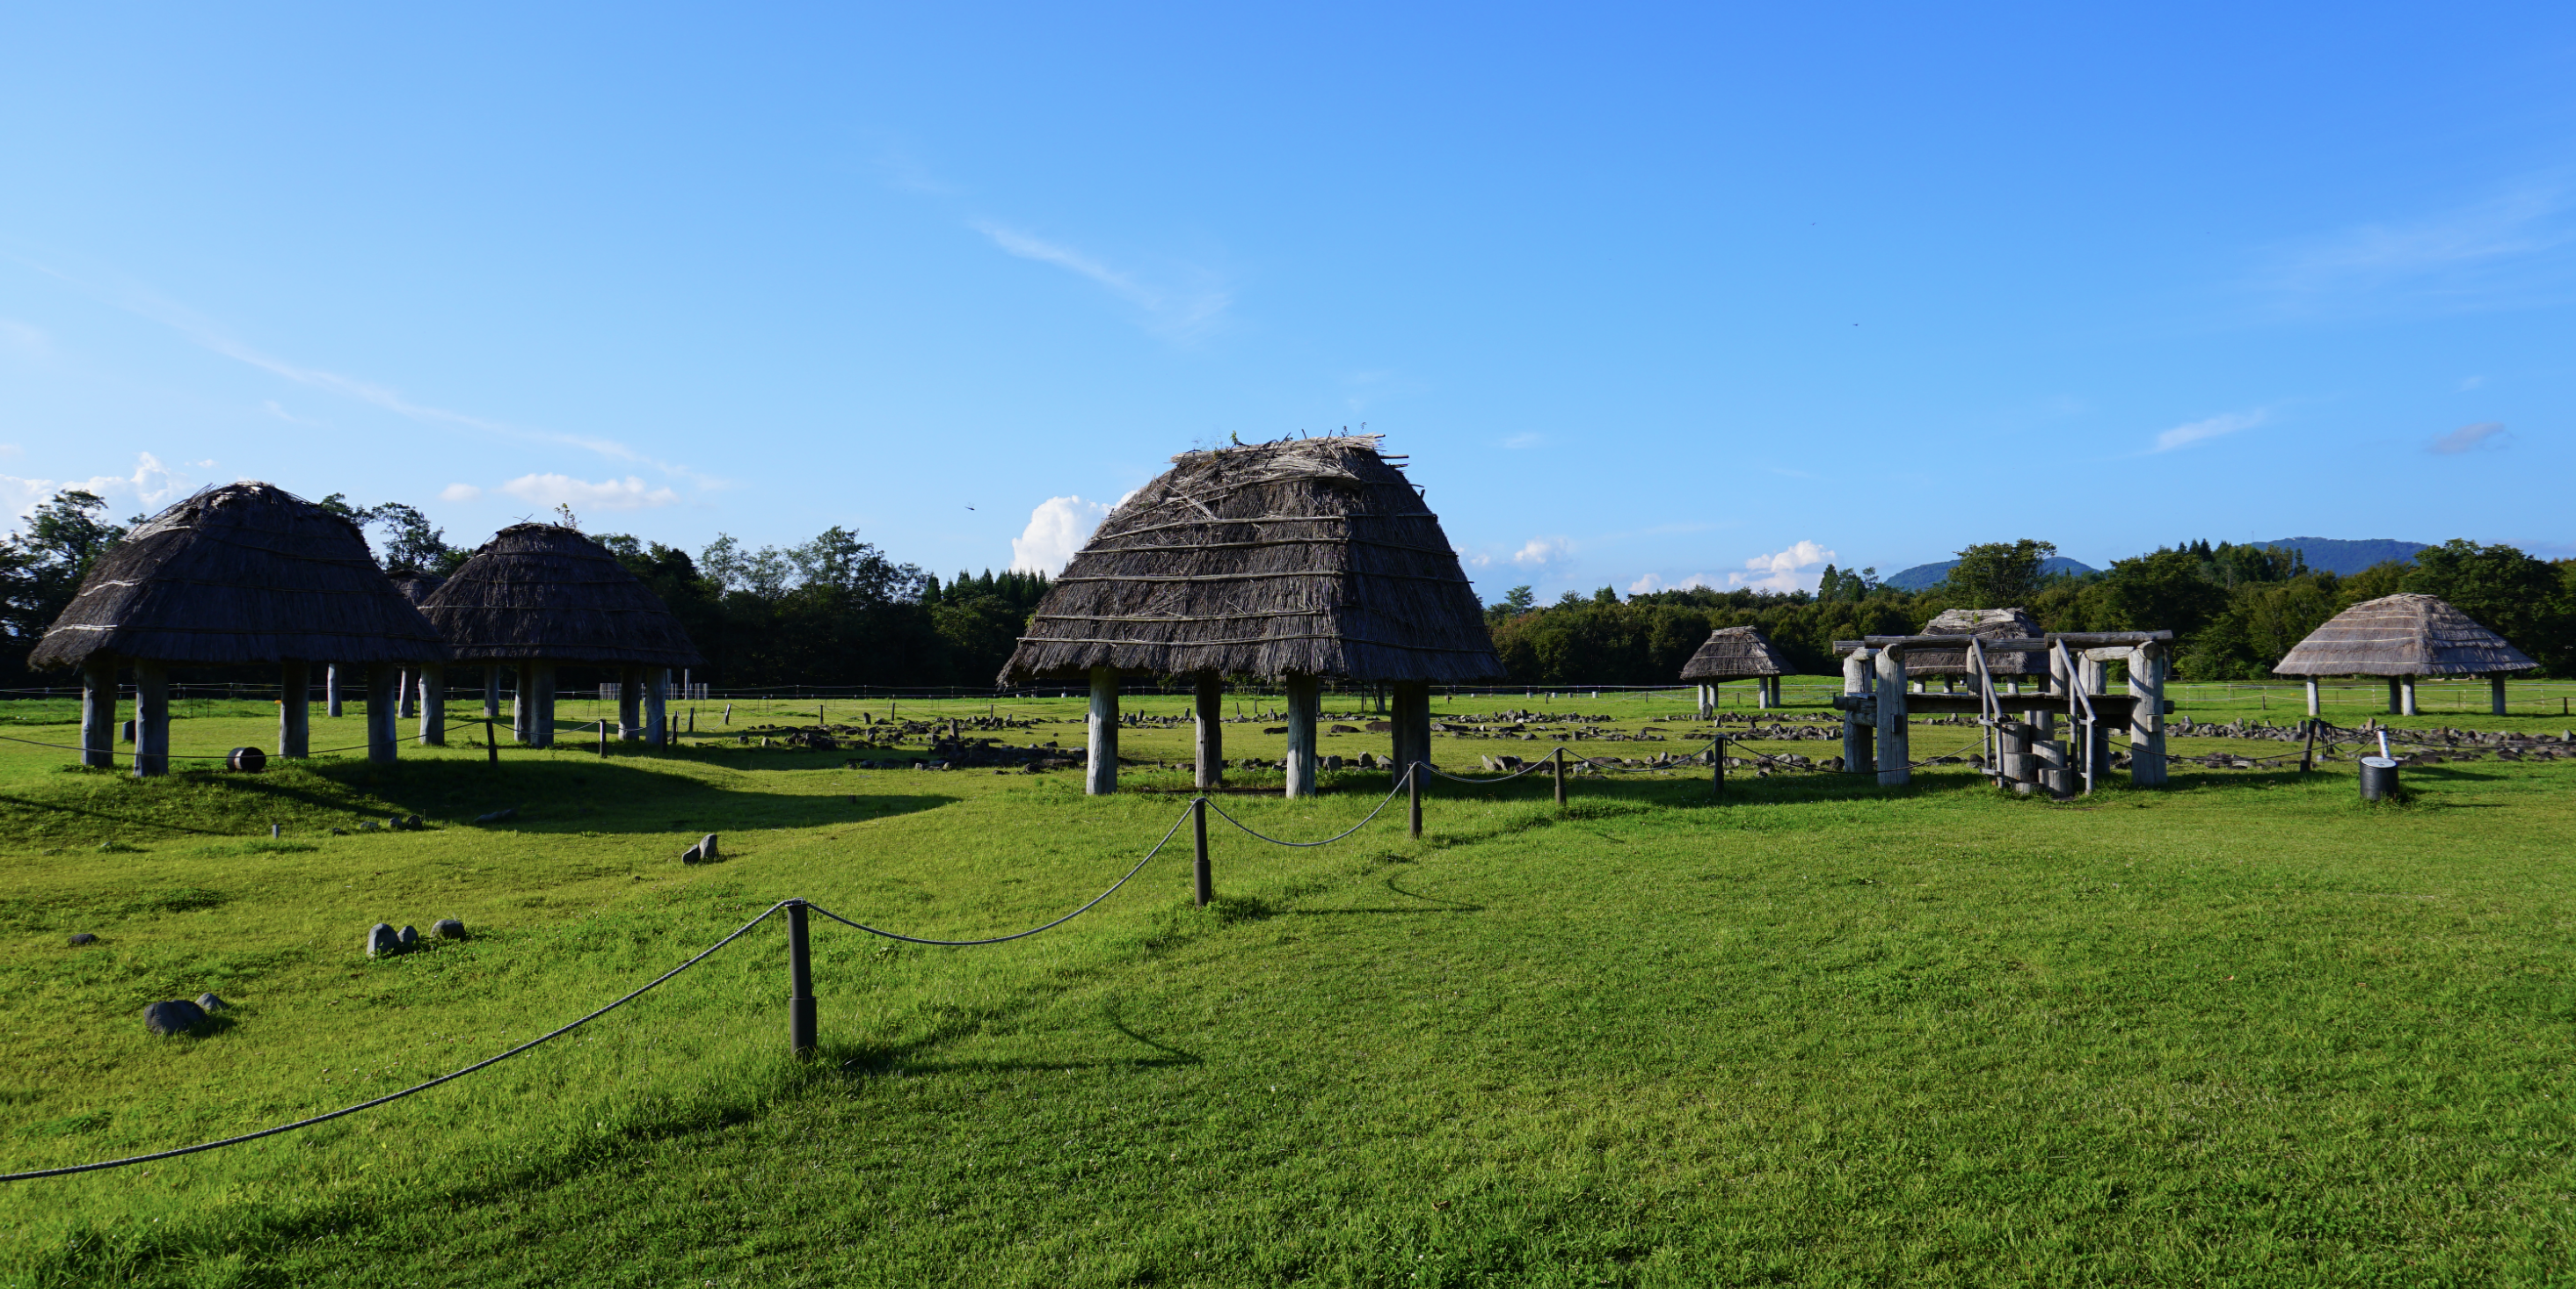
[1510,536,1571,569]
[2260,179,2576,316]
[2428,421,2507,455]
[1010,494,1115,574]
[496,474,680,512]
[1502,433,1544,449]
[262,399,323,427]
[0,452,207,522]
[2153,408,2267,453]
[1727,540,1837,593]
[973,221,1230,339]
[440,483,484,503]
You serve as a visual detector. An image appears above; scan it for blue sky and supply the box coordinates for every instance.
[3,3,2570,602]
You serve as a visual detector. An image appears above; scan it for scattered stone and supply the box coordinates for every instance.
[68,932,98,946]
[680,843,702,863]
[329,827,348,836]
[196,992,228,1011]
[697,834,721,862]
[366,922,400,958]
[143,1000,207,1036]
[433,918,465,939]
[397,925,420,947]
[472,807,518,825]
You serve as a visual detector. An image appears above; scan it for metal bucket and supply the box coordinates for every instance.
[2359,755,2399,802]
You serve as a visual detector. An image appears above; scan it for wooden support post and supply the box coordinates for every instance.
[1193,673,1224,790]
[1284,674,1320,798]
[1553,746,1567,807]
[2304,676,2321,717]
[397,667,417,719]
[418,663,445,746]
[2489,675,2507,717]
[483,666,500,721]
[530,661,557,748]
[2127,643,2167,787]
[1086,666,1118,796]
[1997,720,2034,794]
[367,662,398,765]
[1697,683,1712,718]
[618,666,644,740]
[325,663,344,717]
[2386,676,2404,715]
[1873,647,1909,786]
[2400,675,2420,717]
[1841,649,1875,774]
[82,656,118,769]
[1756,676,1772,710]
[646,669,668,746]
[134,661,169,778]
[513,661,535,744]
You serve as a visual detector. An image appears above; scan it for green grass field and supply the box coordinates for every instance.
[3,685,2572,1286]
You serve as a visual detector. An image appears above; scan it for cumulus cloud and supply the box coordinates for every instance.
[2154,409,2267,453]
[1510,536,1571,568]
[440,483,483,503]
[2428,421,2507,454]
[1725,540,1837,594]
[1011,495,1115,574]
[1628,572,1721,594]
[0,452,206,522]
[496,474,680,511]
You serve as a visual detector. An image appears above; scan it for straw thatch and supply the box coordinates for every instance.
[2273,594,2534,677]
[1000,436,1500,683]
[419,524,702,667]
[1679,625,1790,681]
[28,483,447,670]
[1903,607,2048,677]
[386,567,447,607]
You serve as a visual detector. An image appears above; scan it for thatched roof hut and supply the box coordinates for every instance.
[999,435,1498,685]
[30,483,448,672]
[386,567,447,607]
[420,524,702,668]
[1679,626,1790,681]
[1903,607,2048,677]
[2273,594,2534,677]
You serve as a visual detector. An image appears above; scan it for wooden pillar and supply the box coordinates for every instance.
[2128,642,2167,787]
[646,668,669,746]
[2491,674,2508,717]
[80,656,117,769]
[1697,682,1712,718]
[417,663,445,746]
[530,661,557,748]
[398,667,418,719]
[2385,676,2403,715]
[1997,720,2034,793]
[1873,647,1909,786]
[2038,647,2071,797]
[2399,676,2420,717]
[513,660,537,744]
[483,666,500,721]
[277,659,309,758]
[618,665,644,741]
[1839,650,1874,772]
[367,662,398,765]
[1284,674,1320,798]
[2304,676,2320,717]
[325,663,344,717]
[1193,672,1224,790]
[1085,666,1119,796]
[1756,676,1772,710]
[133,661,170,778]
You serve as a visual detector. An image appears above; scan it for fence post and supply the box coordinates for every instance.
[598,719,608,757]
[1408,762,1423,839]
[1553,746,1567,807]
[787,900,816,1059]
[1192,797,1212,907]
[2301,718,2318,775]
[486,717,498,764]
[1712,736,1725,797]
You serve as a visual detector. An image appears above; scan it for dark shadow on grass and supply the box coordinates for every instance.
[1292,873,1484,915]
[834,994,1203,1078]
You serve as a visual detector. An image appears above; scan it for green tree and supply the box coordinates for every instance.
[0,489,129,673]
[1944,539,2056,608]
[2406,540,2574,674]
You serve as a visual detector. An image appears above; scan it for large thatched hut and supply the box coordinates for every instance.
[386,567,448,735]
[2273,593,2534,716]
[999,435,1500,797]
[1679,625,1791,712]
[418,524,702,747]
[28,483,447,774]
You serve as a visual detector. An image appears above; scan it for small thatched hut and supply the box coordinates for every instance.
[1679,625,1791,713]
[386,568,448,734]
[2273,593,2535,716]
[418,524,702,747]
[28,483,447,774]
[999,435,1500,797]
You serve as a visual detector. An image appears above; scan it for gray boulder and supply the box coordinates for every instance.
[697,834,720,862]
[432,918,465,940]
[366,922,400,958]
[143,1000,207,1036]
[196,992,228,1011]
[397,925,420,947]
[68,932,98,946]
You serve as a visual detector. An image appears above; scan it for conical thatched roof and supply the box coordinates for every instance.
[1000,436,1500,683]
[419,524,702,667]
[1903,607,2048,677]
[28,483,446,670]
[386,567,446,606]
[2273,594,2534,677]
[1679,625,1790,681]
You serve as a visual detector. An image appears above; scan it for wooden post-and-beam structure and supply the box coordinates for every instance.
[1831,630,2175,792]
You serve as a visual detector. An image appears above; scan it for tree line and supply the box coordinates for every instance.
[1486,537,2576,685]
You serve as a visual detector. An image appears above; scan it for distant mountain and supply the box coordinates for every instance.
[1881,556,2097,592]
[2257,537,2428,576]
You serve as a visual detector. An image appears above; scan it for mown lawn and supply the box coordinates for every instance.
[1,691,2570,1286]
